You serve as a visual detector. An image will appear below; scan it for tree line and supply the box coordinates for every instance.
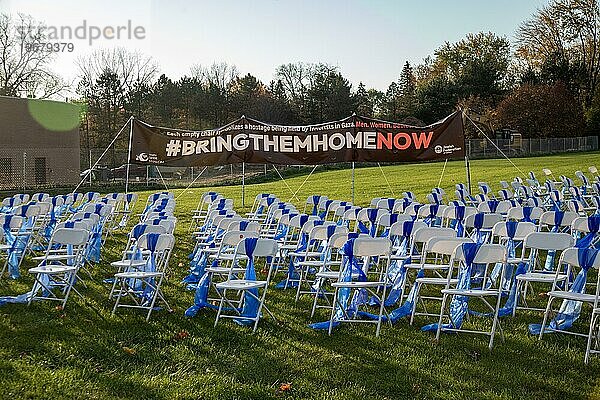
[2,0,600,157]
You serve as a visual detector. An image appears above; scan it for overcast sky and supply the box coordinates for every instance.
[2,0,548,91]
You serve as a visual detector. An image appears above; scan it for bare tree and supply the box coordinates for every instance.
[190,62,238,92]
[0,13,67,98]
[76,47,158,95]
[517,0,600,105]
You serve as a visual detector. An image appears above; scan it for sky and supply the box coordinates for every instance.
[1,0,548,91]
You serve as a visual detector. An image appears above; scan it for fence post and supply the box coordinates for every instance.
[22,151,26,190]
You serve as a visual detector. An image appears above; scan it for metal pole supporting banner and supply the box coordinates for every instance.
[242,162,246,208]
[465,150,472,194]
[125,117,134,194]
[89,149,92,186]
[351,162,355,204]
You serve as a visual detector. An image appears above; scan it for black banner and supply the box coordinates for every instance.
[129,111,465,166]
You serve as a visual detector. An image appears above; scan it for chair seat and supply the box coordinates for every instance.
[115,271,162,279]
[516,272,567,283]
[29,265,76,274]
[442,288,498,297]
[416,277,458,285]
[390,254,409,261]
[125,249,151,255]
[205,266,245,274]
[547,291,596,302]
[289,250,323,258]
[316,271,339,279]
[110,259,148,268]
[32,254,77,262]
[215,279,267,290]
[297,260,336,267]
[332,281,383,288]
[404,263,449,270]
[208,253,247,261]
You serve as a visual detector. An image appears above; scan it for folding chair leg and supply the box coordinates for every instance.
[214,289,226,328]
[253,288,268,333]
[112,279,123,315]
[436,294,449,342]
[376,285,387,337]
[62,272,76,309]
[539,296,555,341]
[512,281,521,317]
[328,289,339,335]
[409,283,421,326]
[490,293,503,350]
[145,278,162,322]
[310,279,323,317]
[586,312,599,365]
[295,267,305,302]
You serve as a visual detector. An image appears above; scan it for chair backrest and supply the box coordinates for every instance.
[157,219,175,234]
[411,227,456,244]
[56,220,93,232]
[379,213,412,228]
[0,215,24,230]
[353,236,391,257]
[137,233,175,252]
[417,204,447,219]
[310,224,347,241]
[443,206,477,221]
[12,204,41,218]
[31,193,50,202]
[130,224,167,240]
[426,237,473,256]
[539,211,578,230]
[72,212,100,225]
[491,221,537,241]
[453,243,506,265]
[389,220,427,238]
[571,216,600,234]
[228,220,260,233]
[559,248,600,269]
[328,232,351,250]
[464,213,503,229]
[236,238,278,258]
[51,228,89,246]
[506,206,543,222]
[523,232,574,251]
[221,230,260,247]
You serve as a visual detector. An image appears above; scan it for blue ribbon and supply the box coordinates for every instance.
[310,236,368,330]
[575,216,600,249]
[529,248,599,335]
[235,238,260,325]
[422,242,480,332]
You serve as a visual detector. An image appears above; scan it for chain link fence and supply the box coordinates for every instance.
[467,136,598,158]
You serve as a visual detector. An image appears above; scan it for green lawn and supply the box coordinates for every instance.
[1,152,600,400]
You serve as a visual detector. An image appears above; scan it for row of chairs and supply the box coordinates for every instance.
[188,187,600,364]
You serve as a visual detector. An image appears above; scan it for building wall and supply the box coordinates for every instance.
[0,96,80,188]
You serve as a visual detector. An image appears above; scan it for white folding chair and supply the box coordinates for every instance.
[535,248,600,363]
[409,236,474,324]
[436,243,507,349]
[214,238,279,331]
[27,228,89,308]
[512,232,574,315]
[328,236,392,336]
[111,233,175,321]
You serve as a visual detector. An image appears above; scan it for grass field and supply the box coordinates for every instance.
[1,152,600,400]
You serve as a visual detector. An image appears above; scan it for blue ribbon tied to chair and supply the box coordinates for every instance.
[529,248,599,335]
[422,242,480,332]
